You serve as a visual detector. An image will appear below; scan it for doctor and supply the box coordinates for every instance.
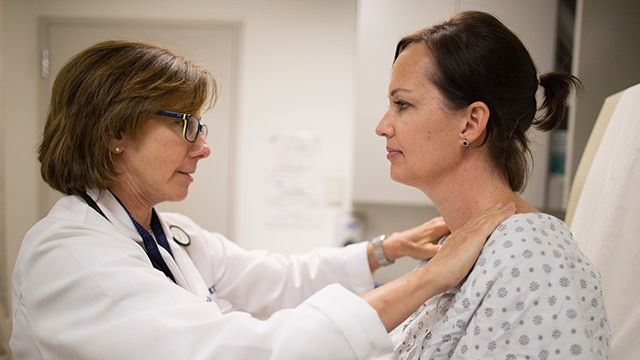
[10,40,515,359]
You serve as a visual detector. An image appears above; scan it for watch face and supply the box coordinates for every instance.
[170,225,191,246]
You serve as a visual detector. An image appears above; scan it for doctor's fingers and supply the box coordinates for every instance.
[409,217,449,243]
[396,216,449,248]
[439,203,515,253]
[424,203,515,288]
[386,217,449,260]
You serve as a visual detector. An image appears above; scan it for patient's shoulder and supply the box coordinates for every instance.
[487,213,571,249]
[475,213,576,271]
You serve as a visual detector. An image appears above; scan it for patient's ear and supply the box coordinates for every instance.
[459,101,489,145]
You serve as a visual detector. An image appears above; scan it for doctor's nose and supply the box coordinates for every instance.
[191,134,211,160]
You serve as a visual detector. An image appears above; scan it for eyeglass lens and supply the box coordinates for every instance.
[185,115,208,141]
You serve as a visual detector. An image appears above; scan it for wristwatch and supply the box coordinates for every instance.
[370,234,394,266]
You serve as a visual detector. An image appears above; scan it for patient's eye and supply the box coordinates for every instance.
[393,100,410,111]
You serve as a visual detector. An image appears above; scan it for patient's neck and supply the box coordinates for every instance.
[424,168,537,233]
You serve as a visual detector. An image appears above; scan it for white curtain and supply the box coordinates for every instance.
[568,83,640,359]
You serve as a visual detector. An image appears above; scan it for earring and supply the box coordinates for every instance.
[462,140,469,147]
[114,147,122,153]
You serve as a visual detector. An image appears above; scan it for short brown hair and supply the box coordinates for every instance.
[395,11,582,192]
[39,40,216,195]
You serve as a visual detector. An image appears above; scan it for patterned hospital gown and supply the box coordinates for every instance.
[390,213,611,359]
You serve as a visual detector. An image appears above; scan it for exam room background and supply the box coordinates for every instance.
[1,0,639,359]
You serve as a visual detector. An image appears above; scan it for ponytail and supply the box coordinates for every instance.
[534,72,583,132]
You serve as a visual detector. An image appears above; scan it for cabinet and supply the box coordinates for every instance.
[353,0,559,207]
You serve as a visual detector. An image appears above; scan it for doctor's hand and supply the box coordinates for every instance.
[387,216,450,260]
[422,202,516,293]
[367,217,450,272]
[362,202,516,332]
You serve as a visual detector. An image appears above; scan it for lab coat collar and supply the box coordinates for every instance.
[85,188,214,302]
[85,187,141,243]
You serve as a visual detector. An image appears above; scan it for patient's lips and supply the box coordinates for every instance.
[386,146,402,160]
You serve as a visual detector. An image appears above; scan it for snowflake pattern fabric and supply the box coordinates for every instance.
[390,213,611,359]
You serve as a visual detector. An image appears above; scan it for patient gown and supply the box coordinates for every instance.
[390,213,611,359]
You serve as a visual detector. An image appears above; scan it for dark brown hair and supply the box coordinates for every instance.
[395,11,582,192]
[39,40,216,195]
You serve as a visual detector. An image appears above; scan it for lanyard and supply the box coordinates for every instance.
[80,192,176,283]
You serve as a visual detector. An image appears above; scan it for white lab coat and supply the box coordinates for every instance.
[10,188,393,359]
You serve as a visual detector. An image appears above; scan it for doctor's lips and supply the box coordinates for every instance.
[385,146,402,159]
[178,170,195,181]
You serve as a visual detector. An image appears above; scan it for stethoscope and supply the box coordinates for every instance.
[80,191,191,283]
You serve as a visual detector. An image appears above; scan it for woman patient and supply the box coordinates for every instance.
[378,11,611,359]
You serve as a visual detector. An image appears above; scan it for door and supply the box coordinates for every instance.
[39,18,238,235]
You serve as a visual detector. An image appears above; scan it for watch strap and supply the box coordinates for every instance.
[370,234,394,266]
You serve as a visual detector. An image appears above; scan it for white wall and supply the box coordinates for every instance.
[0,1,9,358]
[2,0,358,288]
[569,0,640,183]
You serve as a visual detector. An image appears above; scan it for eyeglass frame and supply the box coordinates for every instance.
[155,110,208,143]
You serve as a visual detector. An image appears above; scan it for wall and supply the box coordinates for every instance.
[0,0,9,357]
[569,0,640,188]
[2,0,357,303]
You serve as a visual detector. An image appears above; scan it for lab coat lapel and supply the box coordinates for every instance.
[88,188,216,304]
[158,216,217,304]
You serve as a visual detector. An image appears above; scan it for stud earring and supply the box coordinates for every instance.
[114,147,122,153]
[462,140,469,147]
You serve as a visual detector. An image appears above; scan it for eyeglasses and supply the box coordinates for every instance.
[155,111,208,143]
